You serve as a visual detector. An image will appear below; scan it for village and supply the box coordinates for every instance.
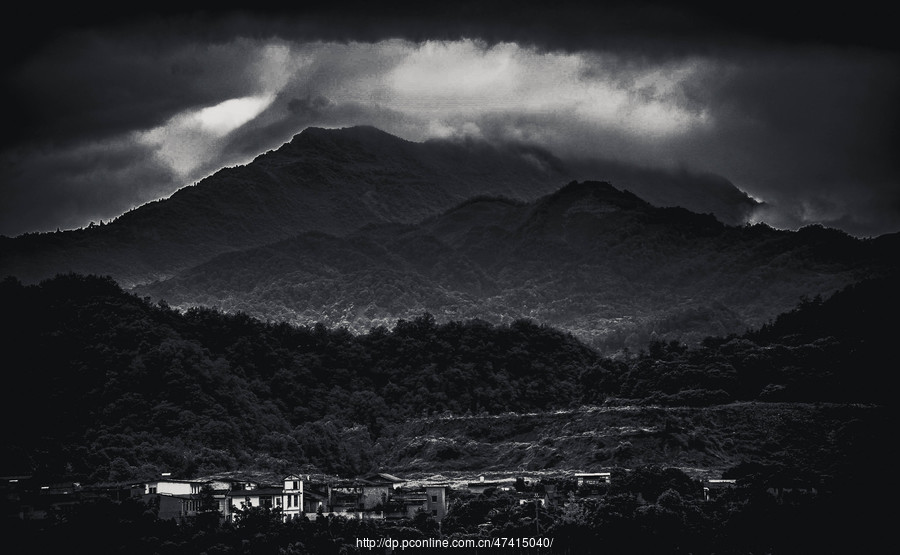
[2,470,749,524]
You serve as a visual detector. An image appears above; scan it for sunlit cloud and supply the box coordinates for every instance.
[388,40,522,108]
[136,93,275,177]
[381,40,711,143]
[127,39,302,179]
[194,95,275,137]
[114,39,717,186]
[2,21,897,238]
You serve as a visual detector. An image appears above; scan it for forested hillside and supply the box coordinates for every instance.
[1,273,893,483]
[137,181,898,352]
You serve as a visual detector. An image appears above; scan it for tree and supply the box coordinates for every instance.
[232,502,284,536]
[193,483,221,531]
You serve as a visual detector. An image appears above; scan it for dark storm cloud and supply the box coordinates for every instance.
[2,2,898,237]
[193,41,421,166]
[677,48,900,236]
[4,32,275,150]
[0,140,178,235]
[48,2,888,55]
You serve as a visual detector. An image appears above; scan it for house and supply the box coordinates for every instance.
[302,487,329,518]
[141,479,209,521]
[575,473,611,487]
[360,480,392,510]
[382,484,450,521]
[281,475,304,521]
[154,492,198,521]
[227,486,285,512]
[362,473,406,489]
[325,479,379,518]
[467,475,511,494]
[384,489,428,520]
[327,478,391,512]
[132,472,452,524]
[142,476,286,523]
[143,478,203,496]
[702,479,736,501]
[197,476,260,494]
[187,475,265,520]
[425,485,449,520]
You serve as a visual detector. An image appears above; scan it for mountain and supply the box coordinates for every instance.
[0,126,565,285]
[0,126,756,286]
[566,157,762,227]
[136,181,898,352]
[3,124,890,351]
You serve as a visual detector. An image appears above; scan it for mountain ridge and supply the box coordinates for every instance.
[0,126,570,285]
[135,180,897,352]
[1,126,760,287]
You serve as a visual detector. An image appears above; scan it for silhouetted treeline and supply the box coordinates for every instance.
[627,275,897,405]
[0,273,893,482]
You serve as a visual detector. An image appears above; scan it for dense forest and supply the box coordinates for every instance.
[1,272,893,483]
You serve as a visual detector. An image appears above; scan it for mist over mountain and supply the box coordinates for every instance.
[1,126,756,287]
[565,158,760,228]
[136,180,897,352]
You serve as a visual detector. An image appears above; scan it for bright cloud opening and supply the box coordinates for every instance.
[383,40,710,139]
[194,95,275,137]
[137,94,275,177]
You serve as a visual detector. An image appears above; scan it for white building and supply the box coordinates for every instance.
[281,475,304,520]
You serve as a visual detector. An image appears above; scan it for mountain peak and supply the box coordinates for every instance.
[292,125,410,145]
[543,180,650,210]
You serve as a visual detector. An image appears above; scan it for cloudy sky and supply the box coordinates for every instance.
[2,2,898,238]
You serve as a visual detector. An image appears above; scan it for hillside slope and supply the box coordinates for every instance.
[1,273,892,482]
[138,181,898,351]
[0,127,570,285]
[379,402,886,482]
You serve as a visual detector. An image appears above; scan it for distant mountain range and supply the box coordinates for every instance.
[0,127,559,285]
[1,126,755,287]
[135,181,896,351]
[2,126,896,351]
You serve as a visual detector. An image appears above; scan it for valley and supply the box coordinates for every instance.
[1,126,894,554]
